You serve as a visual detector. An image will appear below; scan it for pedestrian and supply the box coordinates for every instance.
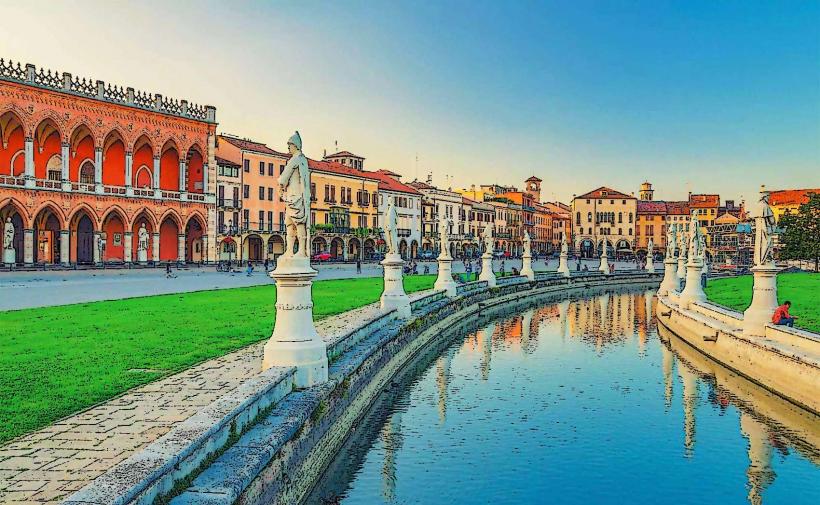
[772,301,798,327]
[356,257,362,274]
[610,263,615,274]
[583,264,588,272]
[576,260,581,272]
[264,258,269,272]
[246,262,254,277]
[500,260,506,277]
[165,262,174,279]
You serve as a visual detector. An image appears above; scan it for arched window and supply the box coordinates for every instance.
[79,161,95,184]
[46,155,62,181]
[629,212,633,223]
[578,227,583,235]
[618,212,623,223]
[587,212,592,222]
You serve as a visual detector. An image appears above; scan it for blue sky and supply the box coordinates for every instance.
[2,0,818,203]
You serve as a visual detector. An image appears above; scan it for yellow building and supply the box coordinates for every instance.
[572,187,637,258]
[769,187,820,222]
[308,154,381,260]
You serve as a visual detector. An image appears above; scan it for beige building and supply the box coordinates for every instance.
[572,187,637,258]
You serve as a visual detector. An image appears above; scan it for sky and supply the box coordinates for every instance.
[2,0,818,204]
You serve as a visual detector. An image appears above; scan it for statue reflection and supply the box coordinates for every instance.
[436,347,454,424]
[520,309,535,355]
[558,299,570,339]
[478,321,496,381]
[659,322,820,504]
[380,412,403,503]
[660,341,674,410]
[678,357,699,457]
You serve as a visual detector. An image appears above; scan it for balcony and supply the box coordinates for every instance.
[217,198,242,209]
[237,221,286,234]
[0,176,214,203]
[397,228,411,238]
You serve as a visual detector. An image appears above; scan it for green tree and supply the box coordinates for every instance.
[778,192,820,271]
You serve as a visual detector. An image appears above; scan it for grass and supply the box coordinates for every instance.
[0,275,435,445]
[704,272,820,333]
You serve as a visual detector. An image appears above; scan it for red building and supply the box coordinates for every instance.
[0,59,216,265]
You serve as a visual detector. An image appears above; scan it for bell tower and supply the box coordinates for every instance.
[639,181,654,201]
[525,176,542,203]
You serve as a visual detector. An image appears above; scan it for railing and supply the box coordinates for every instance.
[188,193,206,202]
[0,58,215,123]
[35,179,61,189]
[104,185,127,195]
[71,182,96,193]
[133,188,153,197]
[162,190,181,200]
[0,174,25,186]
[397,228,411,237]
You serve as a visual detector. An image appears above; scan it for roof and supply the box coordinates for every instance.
[665,201,690,215]
[368,170,421,195]
[325,150,364,159]
[408,180,436,191]
[307,158,380,181]
[637,200,667,215]
[769,188,820,207]
[576,186,635,200]
[219,136,288,157]
[525,176,542,182]
[688,194,720,208]
[715,213,740,224]
[215,155,240,168]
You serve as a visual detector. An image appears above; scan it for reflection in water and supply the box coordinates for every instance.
[306,288,820,505]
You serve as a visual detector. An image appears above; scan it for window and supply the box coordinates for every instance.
[311,211,316,226]
[259,211,264,229]
[618,212,623,223]
[324,184,330,202]
[242,209,250,228]
[310,183,316,201]
[579,227,583,235]
[268,187,274,201]
[628,228,632,235]
[259,161,264,175]
[268,163,274,176]
[243,159,249,173]
[280,165,285,174]
[629,212,633,223]
[587,212,592,222]
[618,228,622,235]
[79,162,95,184]
[267,211,273,231]
[217,211,224,231]
[243,185,250,199]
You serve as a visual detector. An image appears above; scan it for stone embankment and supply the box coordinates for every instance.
[65,272,661,505]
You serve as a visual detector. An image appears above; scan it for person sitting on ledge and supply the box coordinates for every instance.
[772,301,798,327]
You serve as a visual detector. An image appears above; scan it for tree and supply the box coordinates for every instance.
[778,192,820,271]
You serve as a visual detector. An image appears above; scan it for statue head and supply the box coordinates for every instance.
[5,217,9,224]
[140,223,146,229]
[287,131,302,154]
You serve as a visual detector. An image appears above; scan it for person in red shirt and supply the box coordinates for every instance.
[772,301,798,327]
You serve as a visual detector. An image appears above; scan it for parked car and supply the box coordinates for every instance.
[419,250,437,260]
[312,252,332,262]
[368,251,385,261]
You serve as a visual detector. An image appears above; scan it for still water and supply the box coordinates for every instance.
[307,288,820,505]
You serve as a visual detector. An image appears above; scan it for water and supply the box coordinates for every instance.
[306,288,820,505]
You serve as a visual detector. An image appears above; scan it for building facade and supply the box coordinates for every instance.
[0,59,216,266]
[214,155,241,261]
[410,180,471,257]
[572,187,637,258]
[371,170,422,259]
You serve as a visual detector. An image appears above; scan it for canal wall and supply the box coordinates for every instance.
[64,272,661,505]
[657,293,820,416]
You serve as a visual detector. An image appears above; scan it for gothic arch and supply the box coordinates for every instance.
[67,202,100,230]
[158,208,183,229]
[0,196,31,229]
[31,201,66,228]
[130,206,159,230]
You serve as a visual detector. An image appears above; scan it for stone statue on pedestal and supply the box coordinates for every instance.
[666,224,676,259]
[523,231,531,257]
[3,217,13,251]
[647,238,654,261]
[561,234,568,256]
[483,223,493,256]
[279,131,311,258]
[384,199,399,256]
[440,217,451,259]
[753,187,776,267]
[137,224,149,252]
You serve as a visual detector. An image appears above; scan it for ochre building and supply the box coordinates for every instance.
[0,59,217,265]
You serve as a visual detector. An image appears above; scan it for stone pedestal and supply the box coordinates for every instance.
[434,256,458,297]
[262,256,329,388]
[520,253,535,281]
[381,254,411,317]
[679,259,706,308]
[658,257,679,296]
[599,254,610,275]
[3,248,15,266]
[742,265,779,338]
[557,251,570,277]
[137,249,148,264]
[479,253,496,287]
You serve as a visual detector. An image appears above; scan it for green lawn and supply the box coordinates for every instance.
[704,272,820,333]
[0,275,435,445]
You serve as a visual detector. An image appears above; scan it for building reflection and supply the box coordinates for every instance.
[659,323,820,504]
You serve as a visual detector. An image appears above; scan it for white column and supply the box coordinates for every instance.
[179,159,187,199]
[125,151,133,196]
[557,249,570,277]
[24,138,35,187]
[177,233,186,262]
[153,155,161,198]
[521,252,535,281]
[679,255,706,308]
[59,230,70,265]
[94,147,103,194]
[92,231,101,264]
[23,229,34,264]
[659,256,680,296]
[479,250,496,287]
[61,143,71,191]
[381,253,412,317]
[124,231,132,264]
[202,163,209,194]
[152,232,160,263]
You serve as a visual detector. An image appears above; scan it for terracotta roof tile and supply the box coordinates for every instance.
[219,136,289,157]
[368,170,421,195]
[665,201,690,215]
[307,158,380,181]
[637,200,667,215]
[688,194,720,208]
[215,155,240,167]
[769,188,820,207]
[325,150,363,159]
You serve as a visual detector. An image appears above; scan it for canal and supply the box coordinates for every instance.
[306,287,820,504]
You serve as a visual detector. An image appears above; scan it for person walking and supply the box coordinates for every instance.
[356,257,362,274]
[246,262,254,277]
[264,257,270,272]
[772,301,798,327]
[165,262,174,279]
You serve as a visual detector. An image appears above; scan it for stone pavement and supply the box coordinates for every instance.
[0,293,420,504]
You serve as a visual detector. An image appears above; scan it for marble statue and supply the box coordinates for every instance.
[384,199,399,256]
[137,223,149,252]
[440,217,451,258]
[753,188,776,267]
[561,234,568,255]
[523,231,531,257]
[647,238,654,261]
[666,224,676,259]
[279,131,311,258]
[3,217,13,251]
[483,223,493,255]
